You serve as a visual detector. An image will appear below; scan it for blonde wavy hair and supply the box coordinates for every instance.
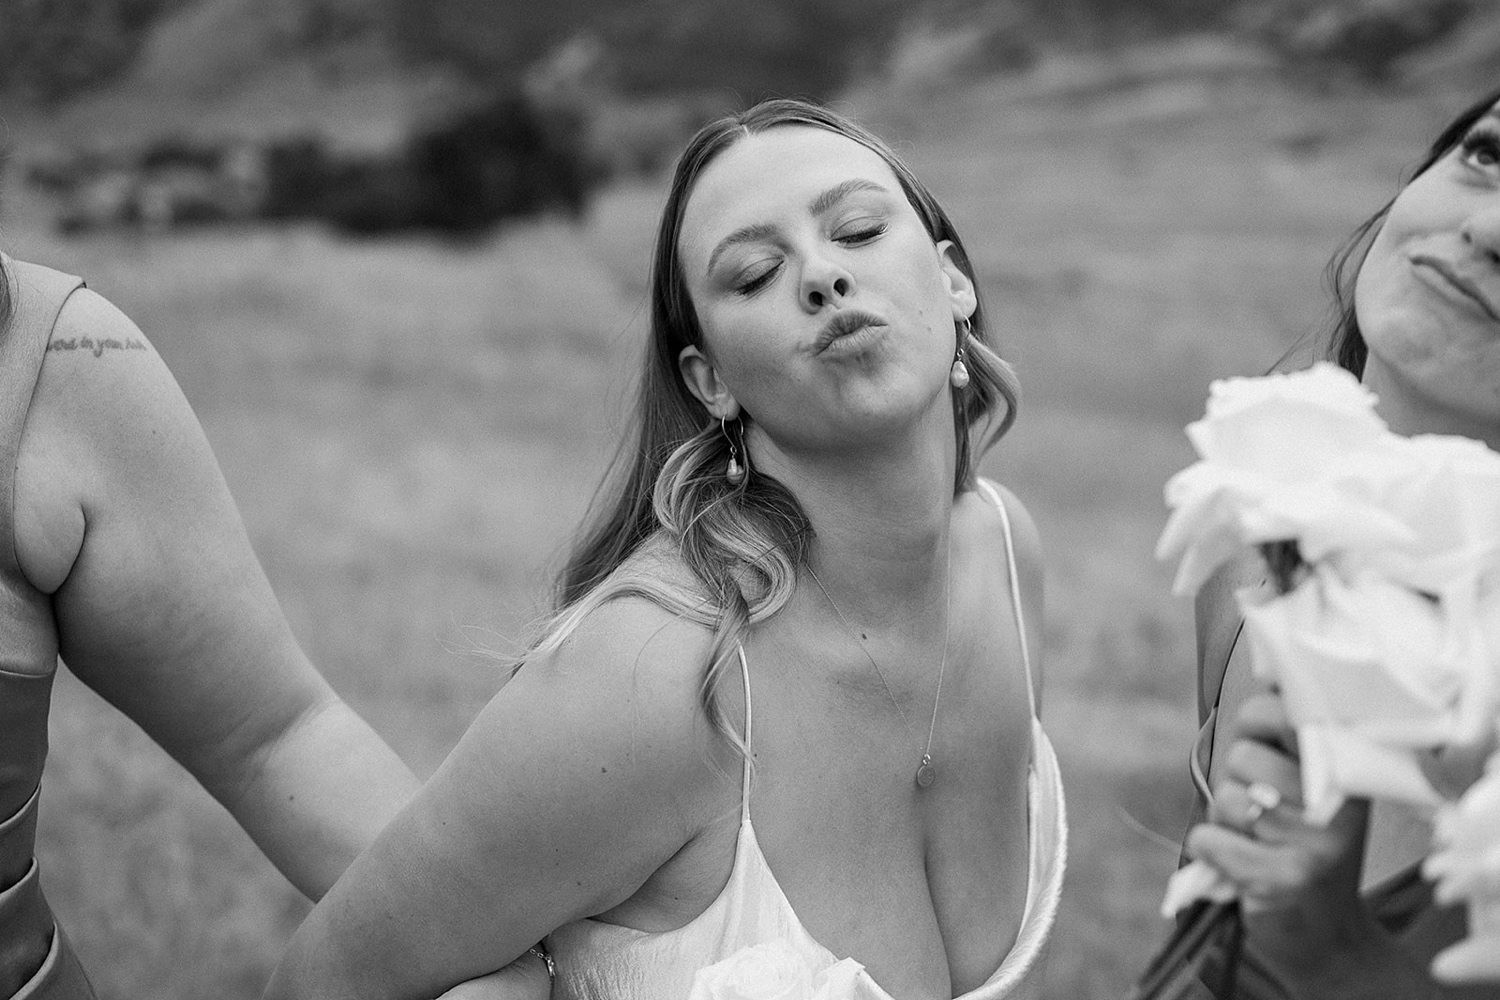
[524,99,1021,759]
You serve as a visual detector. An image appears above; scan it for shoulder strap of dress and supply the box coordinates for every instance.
[975,478,1037,718]
[0,256,85,573]
[735,644,753,822]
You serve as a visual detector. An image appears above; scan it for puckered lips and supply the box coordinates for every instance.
[1411,253,1500,324]
[812,309,887,355]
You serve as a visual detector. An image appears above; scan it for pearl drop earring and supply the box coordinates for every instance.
[950,317,972,389]
[722,416,747,484]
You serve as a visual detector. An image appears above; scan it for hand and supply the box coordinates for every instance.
[1185,692,1409,995]
[435,949,553,1000]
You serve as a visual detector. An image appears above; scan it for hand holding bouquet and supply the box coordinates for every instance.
[1133,363,1500,996]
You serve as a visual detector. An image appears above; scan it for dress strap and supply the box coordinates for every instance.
[735,644,753,822]
[976,478,1037,718]
[0,256,84,576]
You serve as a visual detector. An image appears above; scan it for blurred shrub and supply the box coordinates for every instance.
[592,0,908,101]
[940,0,1238,43]
[0,0,193,98]
[315,94,602,235]
[29,93,602,236]
[1235,0,1474,83]
[29,134,266,231]
[8,0,1481,106]
[381,0,906,101]
[383,0,596,89]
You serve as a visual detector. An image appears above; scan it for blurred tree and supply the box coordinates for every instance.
[591,0,908,100]
[383,0,599,88]
[379,0,909,101]
[0,0,193,98]
[976,0,1238,42]
[1235,0,1474,84]
[5,0,1484,106]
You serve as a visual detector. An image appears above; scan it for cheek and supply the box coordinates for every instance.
[697,315,791,398]
[1354,229,1430,356]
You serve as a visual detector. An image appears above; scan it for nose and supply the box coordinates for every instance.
[800,254,854,312]
[1462,206,1500,268]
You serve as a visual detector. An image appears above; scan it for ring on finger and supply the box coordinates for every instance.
[1244,781,1283,826]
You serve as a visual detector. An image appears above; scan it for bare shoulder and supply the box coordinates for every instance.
[497,561,735,800]
[407,581,737,929]
[44,286,161,372]
[28,286,195,450]
[543,591,719,705]
[17,288,218,594]
[964,478,1046,699]
[51,284,144,337]
[967,478,1043,585]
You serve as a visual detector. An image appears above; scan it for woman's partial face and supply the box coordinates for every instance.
[674,126,975,456]
[1355,100,1500,429]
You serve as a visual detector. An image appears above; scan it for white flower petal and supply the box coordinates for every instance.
[1159,859,1238,918]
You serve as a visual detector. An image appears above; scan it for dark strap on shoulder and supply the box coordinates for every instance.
[1184,555,1268,851]
[0,257,85,570]
[1195,555,1266,725]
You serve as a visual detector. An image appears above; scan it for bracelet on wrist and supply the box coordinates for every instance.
[526,944,555,983]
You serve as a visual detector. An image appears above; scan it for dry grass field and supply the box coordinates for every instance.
[0,45,1475,998]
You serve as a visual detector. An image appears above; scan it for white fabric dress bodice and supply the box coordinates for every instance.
[546,481,1067,999]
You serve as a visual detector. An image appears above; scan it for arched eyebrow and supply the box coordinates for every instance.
[705,222,779,278]
[703,178,894,278]
[808,178,891,217]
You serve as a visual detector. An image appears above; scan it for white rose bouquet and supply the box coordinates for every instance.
[1424,575,1500,984]
[1130,363,1500,996]
[687,941,864,1000]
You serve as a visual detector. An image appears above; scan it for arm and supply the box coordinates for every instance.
[15,288,416,898]
[1187,693,1500,1000]
[264,599,732,999]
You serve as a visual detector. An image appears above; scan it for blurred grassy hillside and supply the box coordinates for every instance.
[2,2,1498,998]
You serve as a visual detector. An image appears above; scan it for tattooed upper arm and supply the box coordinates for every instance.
[45,332,152,357]
[18,287,287,689]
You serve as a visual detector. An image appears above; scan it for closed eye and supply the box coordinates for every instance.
[835,222,887,246]
[734,261,782,296]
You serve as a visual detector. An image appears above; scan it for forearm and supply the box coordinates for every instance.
[225,697,419,899]
[264,903,382,1000]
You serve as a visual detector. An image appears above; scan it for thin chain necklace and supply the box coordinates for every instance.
[806,538,951,789]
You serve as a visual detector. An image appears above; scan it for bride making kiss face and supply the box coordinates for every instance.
[677,124,972,460]
[266,99,1064,1000]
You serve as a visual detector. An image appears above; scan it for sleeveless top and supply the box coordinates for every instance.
[0,257,98,999]
[547,480,1068,1000]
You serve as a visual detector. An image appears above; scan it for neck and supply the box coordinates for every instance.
[751,410,959,624]
[1364,357,1500,452]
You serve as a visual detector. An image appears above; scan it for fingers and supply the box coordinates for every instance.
[1233,691,1298,757]
[1209,731,1301,842]
[1222,739,1301,806]
[1185,823,1308,909]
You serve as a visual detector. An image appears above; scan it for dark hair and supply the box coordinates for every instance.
[1323,85,1500,374]
[0,256,10,332]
